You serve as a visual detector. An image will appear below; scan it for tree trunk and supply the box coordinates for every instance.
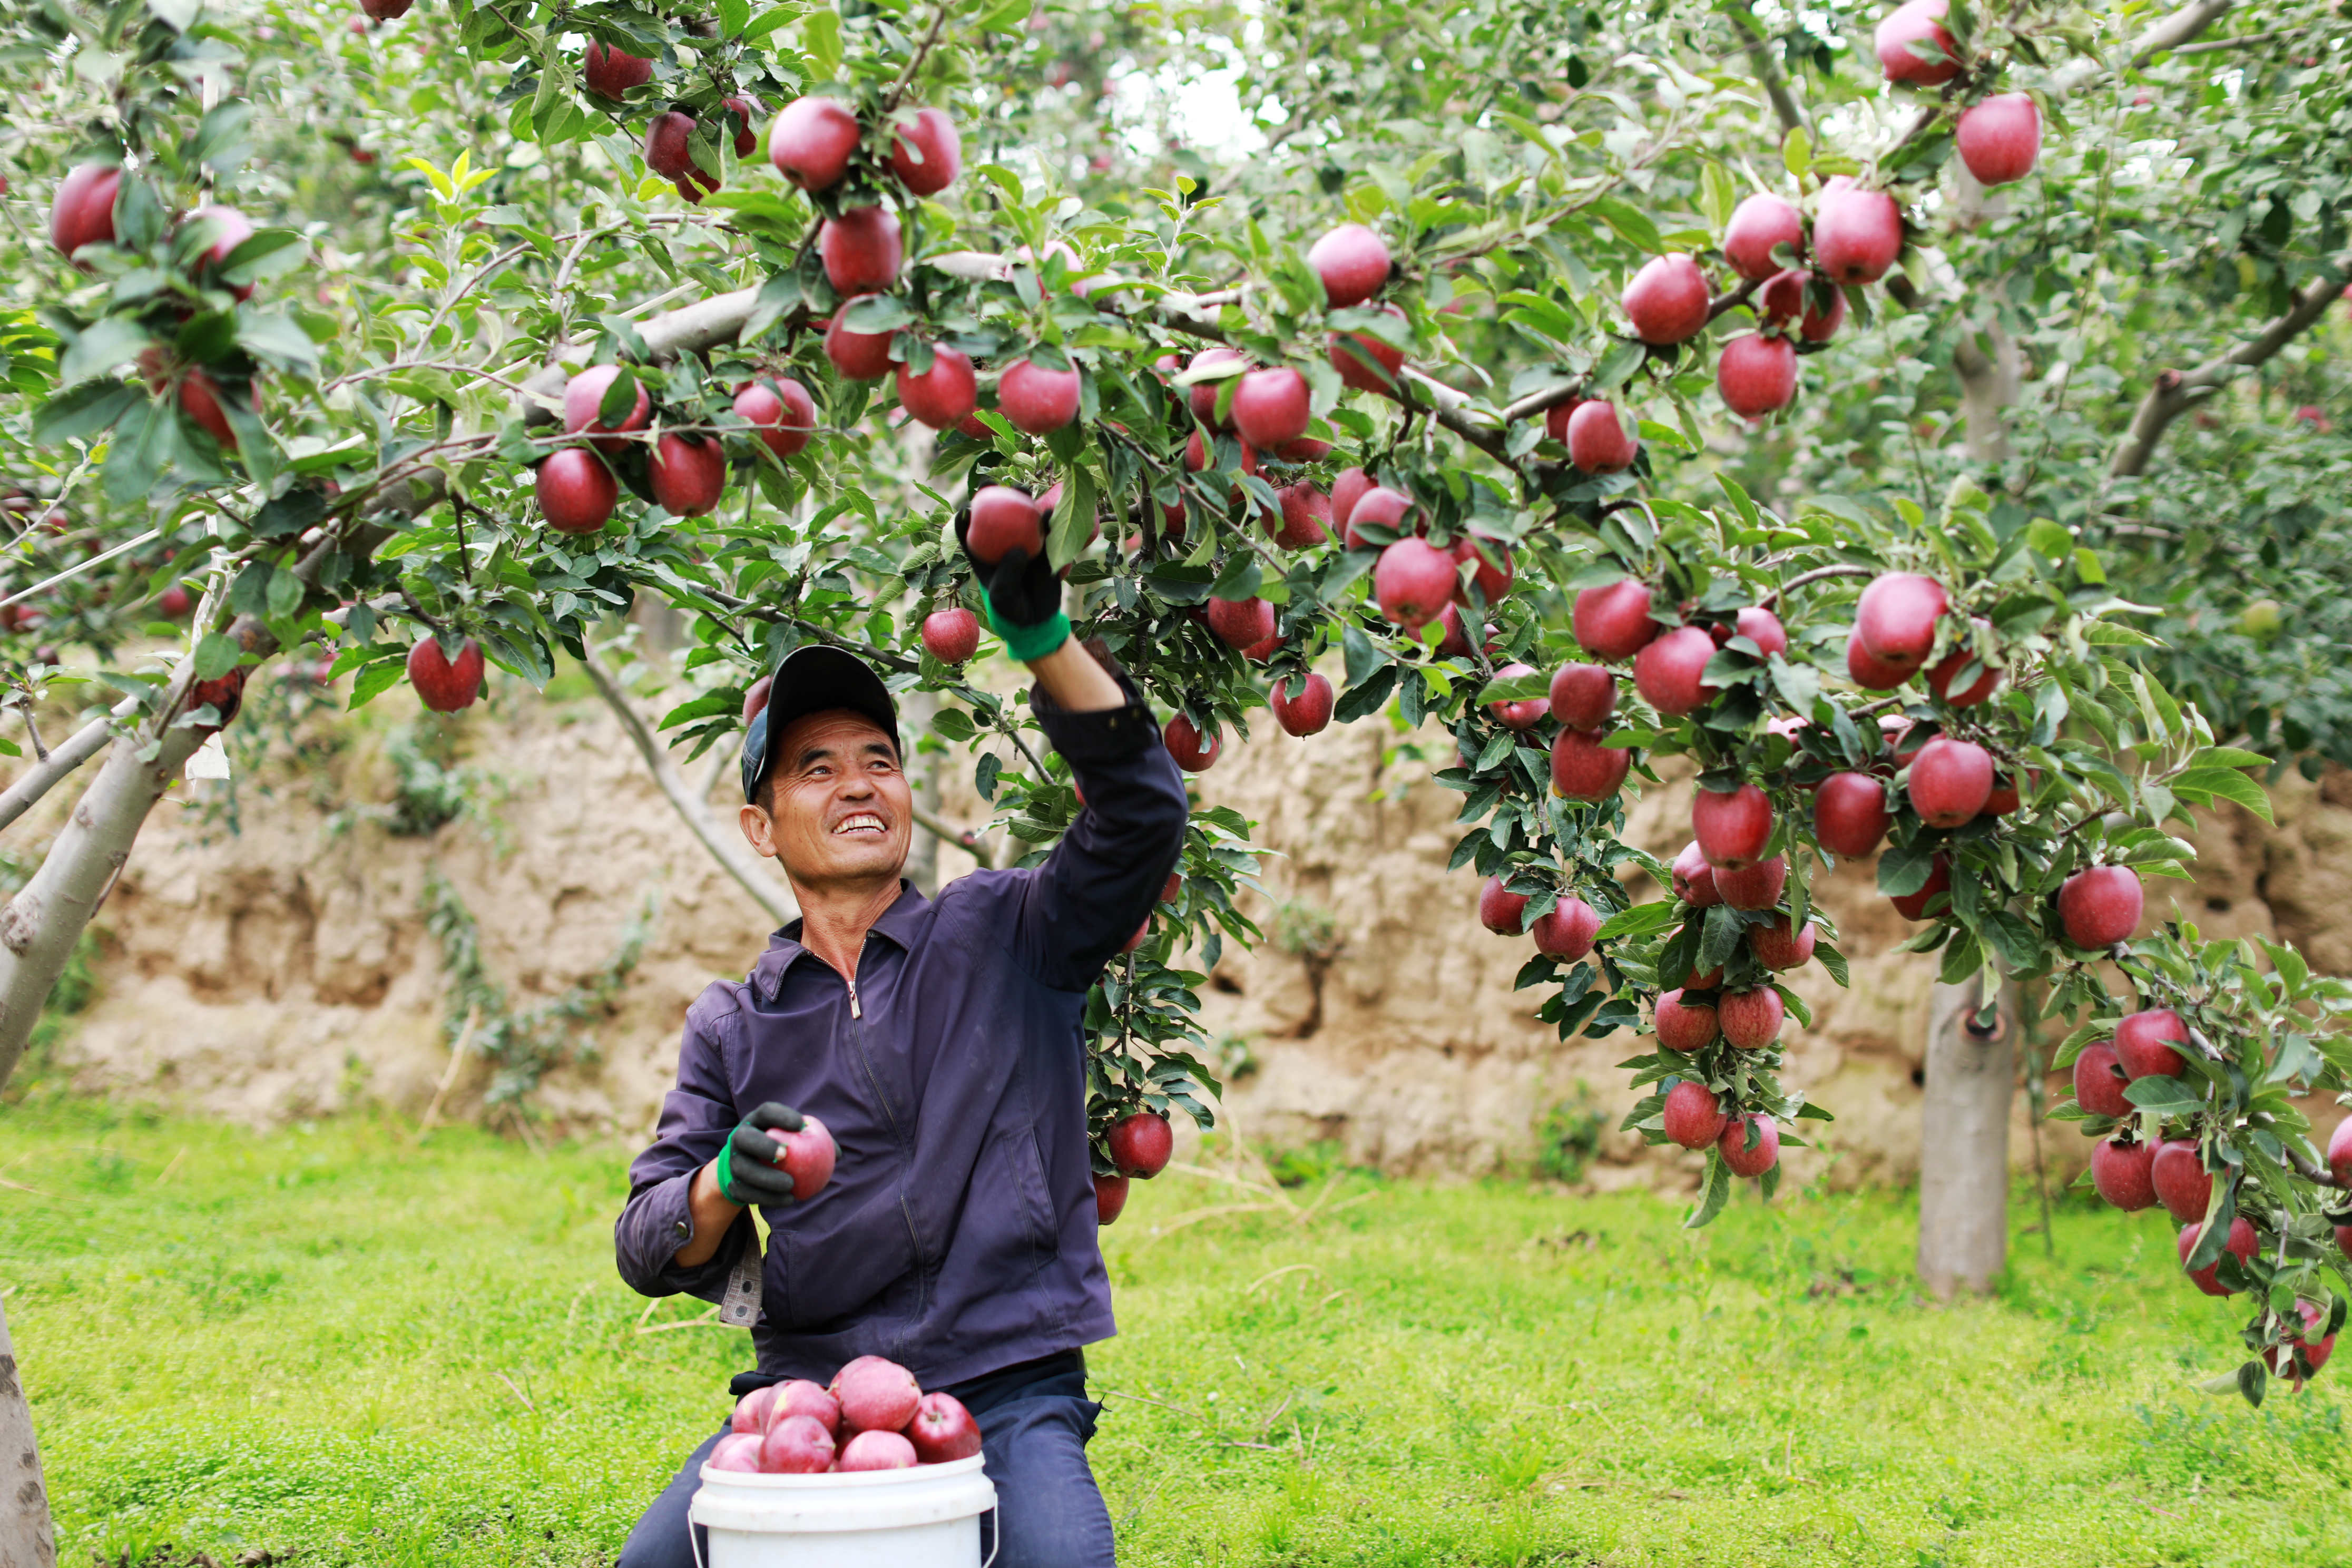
[1917,977,2019,1296]
[0,717,207,1090]
[900,688,941,895]
[0,1297,56,1568]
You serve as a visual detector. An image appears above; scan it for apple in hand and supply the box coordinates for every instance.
[771,1115,836,1200]
[906,1392,983,1463]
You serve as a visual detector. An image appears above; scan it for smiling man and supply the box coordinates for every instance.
[612,527,1187,1567]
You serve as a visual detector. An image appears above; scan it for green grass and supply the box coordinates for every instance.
[5,1097,2348,1567]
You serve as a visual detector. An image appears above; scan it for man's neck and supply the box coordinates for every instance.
[790,876,904,981]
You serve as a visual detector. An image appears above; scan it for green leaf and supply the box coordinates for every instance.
[1586,195,1663,255]
[146,0,199,31]
[1047,466,1096,571]
[33,378,139,443]
[804,6,841,74]
[58,317,150,387]
[1684,1151,1731,1229]
[191,633,242,681]
[188,99,254,175]
[2174,767,2272,822]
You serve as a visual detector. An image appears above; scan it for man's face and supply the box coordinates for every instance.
[739,708,913,894]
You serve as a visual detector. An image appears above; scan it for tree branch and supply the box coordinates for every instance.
[1725,0,1807,136]
[2107,256,2352,479]
[576,642,799,928]
[0,698,136,835]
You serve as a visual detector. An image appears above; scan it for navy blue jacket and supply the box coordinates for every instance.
[613,679,1188,1389]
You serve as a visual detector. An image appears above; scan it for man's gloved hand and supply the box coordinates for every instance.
[714,1102,805,1207]
[955,506,1070,662]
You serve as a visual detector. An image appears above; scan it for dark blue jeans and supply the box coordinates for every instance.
[616,1350,1114,1567]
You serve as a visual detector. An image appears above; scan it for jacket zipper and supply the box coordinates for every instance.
[848,976,861,1018]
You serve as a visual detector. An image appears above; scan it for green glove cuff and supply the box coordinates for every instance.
[714,1142,743,1206]
[989,606,1071,663]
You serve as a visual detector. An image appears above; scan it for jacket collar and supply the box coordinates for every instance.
[748,880,929,1004]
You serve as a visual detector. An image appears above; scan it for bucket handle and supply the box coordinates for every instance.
[982,1511,1000,1568]
[690,1517,705,1568]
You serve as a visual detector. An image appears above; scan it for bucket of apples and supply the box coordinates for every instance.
[708,1355,982,1473]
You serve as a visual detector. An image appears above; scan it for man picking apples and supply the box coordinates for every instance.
[613,523,1186,1566]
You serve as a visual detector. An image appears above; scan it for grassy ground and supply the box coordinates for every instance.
[5,1097,2347,1567]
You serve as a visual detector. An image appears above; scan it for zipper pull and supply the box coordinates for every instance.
[848,977,862,1019]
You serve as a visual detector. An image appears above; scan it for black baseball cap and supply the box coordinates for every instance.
[740,644,902,803]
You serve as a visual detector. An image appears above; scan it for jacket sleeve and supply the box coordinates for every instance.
[1007,668,1191,993]
[613,995,756,1302]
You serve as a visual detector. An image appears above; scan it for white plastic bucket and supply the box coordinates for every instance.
[689,1454,997,1568]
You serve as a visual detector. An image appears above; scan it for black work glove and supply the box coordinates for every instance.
[713,1101,805,1206]
[955,506,1068,658]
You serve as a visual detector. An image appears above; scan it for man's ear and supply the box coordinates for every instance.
[739,801,779,859]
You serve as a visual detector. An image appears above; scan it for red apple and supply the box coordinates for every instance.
[407,636,484,712]
[1723,606,1788,658]
[1926,640,2001,706]
[721,95,760,157]
[1693,784,1772,871]
[1813,180,1904,286]
[582,41,652,97]
[1328,304,1407,393]
[906,1393,982,1463]
[888,106,962,196]
[1621,253,1711,345]
[1749,916,1816,971]
[536,447,619,534]
[966,486,1043,564]
[1094,1171,1130,1225]
[1543,397,1586,442]
[1485,661,1548,730]
[1270,672,1334,737]
[2072,1043,2131,1118]
[1109,1110,1174,1177]
[1656,988,1720,1052]
[2115,1008,2188,1080]
[2329,1114,2352,1184]
[897,347,977,429]
[1479,876,1530,936]
[1573,579,1657,660]
[1719,987,1783,1050]
[1723,193,1804,281]
[1550,728,1630,801]
[820,205,903,293]
[49,162,122,260]
[733,377,818,460]
[1269,484,1330,550]
[2271,1300,2335,1384]
[824,298,897,380]
[644,111,697,179]
[1206,595,1276,650]
[1231,367,1311,449]
[1185,347,1247,428]
[998,359,1081,434]
[731,1385,779,1435]
[741,676,773,724]
[1760,268,1846,342]
[2150,1138,2211,1223]
[563,364,651,454]
[773,1115,836,1200]
[156,585,193,618]
[1662,1080,1727,1149]
[1719,1114,1780,1177]
[651,433,727,516]
[1273,436,1330,462]
[1343,485,1415,547]
[1717,334,1797,418]
[1714,855,1787,911]
[1846,631,1912,691]
[829,1357,922,1434]
[1375,537,1457,630]
[187,204,256,300]
[1673,841,1721,908]
[1433,603,1474,659]
[836,1430,918,1471]
[1890,855,1951,920]
[2090,1136,2157,1210]
[922,607,980,664]
[1856,572,1948,671]
[1566,400,1639,474]
[1907,737,1993,828]
[178,370,247,450]
[1455,540,1512,604]
[1532,897,1599,960]
[1957,93,2040,186]
[1330,468,1375,536]
[770,96,860,191]
[1877,0,1961,85]
[1163,712,1219,771]
[760,1414,837,1473]
[1548,664,1616,730]
[2177,1216,2257,1297]
[2057,864,2142,949]
[708,1433,764,1473]
[1308,222,1391,307]
[1632,625,1718,716]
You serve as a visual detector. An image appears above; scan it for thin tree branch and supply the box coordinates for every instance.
[2108,255,2352,479]
[1725,0,1807,136]
[0,699,133,834]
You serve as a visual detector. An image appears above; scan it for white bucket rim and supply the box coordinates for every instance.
[698,1452,987,1489]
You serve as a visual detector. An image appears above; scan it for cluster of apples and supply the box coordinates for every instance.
[531,360,810,535]
[1092,1108,1173,1227]
[709,1356,982,1475]
[47,167,263,450]
[1876,0,2046,187]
